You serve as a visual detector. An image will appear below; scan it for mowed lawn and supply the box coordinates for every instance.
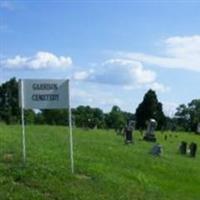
[0,124,200,200]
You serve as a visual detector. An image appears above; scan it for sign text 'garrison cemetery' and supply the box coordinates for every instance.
[18,79,74,173]
[19,79,69,109]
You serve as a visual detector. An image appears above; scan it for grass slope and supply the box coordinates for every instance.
[0,124,200,200]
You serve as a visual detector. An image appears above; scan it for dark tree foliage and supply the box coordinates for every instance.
[135,89,166,130]
[188,99,200,132]
[41,109,68,125]
[73,106,105,128]
[0,78,37,124]
[0,78,20,124]
[174,104,190,131]
[175,99,200,132]
[105,106,125,130]
[0,78,167,130]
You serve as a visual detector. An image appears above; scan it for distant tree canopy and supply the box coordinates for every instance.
[105,106,125,130]
[135,89,166,130]
[0,78,20,124]
[0,78,36,124]
[1,78,200,132]
[0,78,134,129]
[73,106,105,128]
[175,99,200,132]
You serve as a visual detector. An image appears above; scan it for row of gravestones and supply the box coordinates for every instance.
[179,141,197,157]
[123,118,157,144]
[149,142,198,157]
[122,118,198,158]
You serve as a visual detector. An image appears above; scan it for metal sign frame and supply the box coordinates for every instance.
[19,79,74,173]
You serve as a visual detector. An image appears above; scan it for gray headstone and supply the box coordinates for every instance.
[124,120,135,144]
[179,141,187,155]
[197,123,200,134]
[189,142,197,157]
[150,144,163,156]
[143,118,157,142]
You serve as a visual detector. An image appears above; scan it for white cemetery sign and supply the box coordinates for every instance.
[19,79,69,109]
[19,79,74,173]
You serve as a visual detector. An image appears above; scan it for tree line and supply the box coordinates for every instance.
[0,78,199,132]
[0,78,134,129]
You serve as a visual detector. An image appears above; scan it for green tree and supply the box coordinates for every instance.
[41,109,68,125]
[73,106,105,128]
[135,89,166,129]
[175,99,200,132]
[188,99,200,131]
[35,112,45,124]
[105,106,126,130]
[0,78,20,124]
[24,110,36,124]
[174,104,190,131]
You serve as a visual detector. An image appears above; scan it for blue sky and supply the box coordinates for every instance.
[1,0,200,115]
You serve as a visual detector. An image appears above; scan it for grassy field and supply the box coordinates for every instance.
[0,124,200,200]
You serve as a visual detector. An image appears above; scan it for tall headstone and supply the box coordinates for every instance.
[179,141,187,155]
[189,142,197,157]
[197,123,200,134]
[124,120,135,144]
[143,119,157,142]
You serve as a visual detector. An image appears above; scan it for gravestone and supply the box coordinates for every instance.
[124,120,135,144]
[179,141,187,155]
[189,142,197,157]
[143,119,157,142]
[164,135,168,141]
[197,123,200,134]
[150,144,163,156]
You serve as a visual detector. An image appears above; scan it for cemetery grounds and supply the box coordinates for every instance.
[0,124,200,200]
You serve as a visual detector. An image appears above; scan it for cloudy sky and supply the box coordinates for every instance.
[1,0,200,115]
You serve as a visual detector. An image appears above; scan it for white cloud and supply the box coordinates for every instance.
[1,51,72,70]
[120,35,200,72]
[73,69,94,81]
[71,83,126,112]
[104,59,156,84]
[165,35,200,57]
[147,82,170,93]
[162,102,179,117]
[5,55,28,67]
[73,71,89,80]
[73,58,168,93]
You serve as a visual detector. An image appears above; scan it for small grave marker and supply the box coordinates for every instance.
[150,144,163,156]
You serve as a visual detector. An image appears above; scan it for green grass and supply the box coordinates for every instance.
[0,124,200,200]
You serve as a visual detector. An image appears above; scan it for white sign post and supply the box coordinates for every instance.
[20,80,26,164]
[19,79,74,173]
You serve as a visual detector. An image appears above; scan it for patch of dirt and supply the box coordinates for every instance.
[3,153,14,162]
[75,174,91,180]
